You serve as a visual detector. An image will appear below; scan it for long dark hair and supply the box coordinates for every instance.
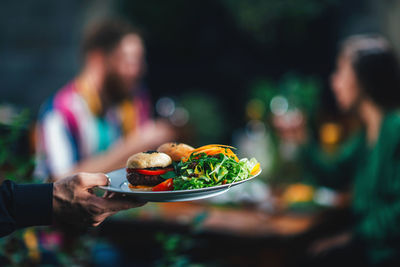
[340,34,400,110]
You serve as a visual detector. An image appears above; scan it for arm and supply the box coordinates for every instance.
[300,133,365,189]
[60,120,175,180]
[39,110,174,180]
[0,180,52,237]
[355,159,400,243]
[0,173,146,237]
[272,113,364,189]
[39,110,130,180]
[64,136,152,178]
[358,201,400,243]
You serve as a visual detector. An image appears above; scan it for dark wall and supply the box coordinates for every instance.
[119,0,375,128]
[0,0,377,126]
[0,0,85,113]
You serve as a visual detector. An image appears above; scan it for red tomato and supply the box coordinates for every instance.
[152,178,174,191]
[127,168,173,176]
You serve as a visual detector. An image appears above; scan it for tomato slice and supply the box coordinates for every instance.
[152,178,174,191]
[127,167,173,176]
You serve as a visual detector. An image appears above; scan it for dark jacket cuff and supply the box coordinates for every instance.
[14,183,53,228]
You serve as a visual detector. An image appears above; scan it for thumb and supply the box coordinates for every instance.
[76,172,109,189]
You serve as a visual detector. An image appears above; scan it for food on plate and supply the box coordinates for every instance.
[183,144,239,162]
[152,178,174,191]
[126,144,260,192]
[172,144,259,190]
[126,151,173,190]
[157,142,194,162]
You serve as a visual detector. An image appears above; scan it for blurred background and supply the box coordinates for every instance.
[2,0,400,266]
[2,0,395,127]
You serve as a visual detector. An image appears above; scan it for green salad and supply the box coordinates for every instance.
[161,152,259,190]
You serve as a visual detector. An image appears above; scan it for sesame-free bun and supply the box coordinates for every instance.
[157,142,195,162]
[126,151,172,169]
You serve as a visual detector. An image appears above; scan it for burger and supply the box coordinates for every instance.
[126,151,173,190]
[157,142,194,162]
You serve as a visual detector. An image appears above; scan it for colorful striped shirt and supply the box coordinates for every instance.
[35,80,150,178]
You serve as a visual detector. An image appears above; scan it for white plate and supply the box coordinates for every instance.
[99,168,262,202]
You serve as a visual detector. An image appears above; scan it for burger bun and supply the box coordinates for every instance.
[157,142,195,162]
[126,151,172,169]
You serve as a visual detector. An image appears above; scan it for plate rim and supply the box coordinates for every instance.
[99,168,262,194]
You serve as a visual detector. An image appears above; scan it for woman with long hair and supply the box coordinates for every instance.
[278,34,400,266]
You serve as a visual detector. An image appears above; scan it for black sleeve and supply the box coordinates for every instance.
[0,180,53,237]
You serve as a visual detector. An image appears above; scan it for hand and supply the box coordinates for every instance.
[53,173,146,227]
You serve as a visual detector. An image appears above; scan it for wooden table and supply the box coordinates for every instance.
[137,202,316,237]
[99,201,351,267]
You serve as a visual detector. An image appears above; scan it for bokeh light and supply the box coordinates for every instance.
[169,107,189,127]
[270,95,288,116]
[155,97,175,117]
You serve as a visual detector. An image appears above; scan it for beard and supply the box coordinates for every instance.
[102,72,132,105]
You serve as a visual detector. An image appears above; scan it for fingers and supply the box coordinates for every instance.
[90,195,147,213]
[82,196,145,227]
[102,191,115,198]
[91,211,118,227]
[76,173,109,188]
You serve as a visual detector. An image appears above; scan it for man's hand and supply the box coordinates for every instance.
[53,173,145,227]
[60,120,176,180]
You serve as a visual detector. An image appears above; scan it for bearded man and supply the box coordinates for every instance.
[36,18,174,180]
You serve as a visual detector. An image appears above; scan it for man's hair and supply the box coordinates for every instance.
[81,18,141,55]
[340,34,400,110]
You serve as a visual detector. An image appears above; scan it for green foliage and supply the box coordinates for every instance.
[154,209,215,267]
[0,228,110,266]
[56,233,97,266]
[247,74,321,185]
[155,233,197,267]
[0,108,34,183]
[0,229,29,266]
[250,73,321,118]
